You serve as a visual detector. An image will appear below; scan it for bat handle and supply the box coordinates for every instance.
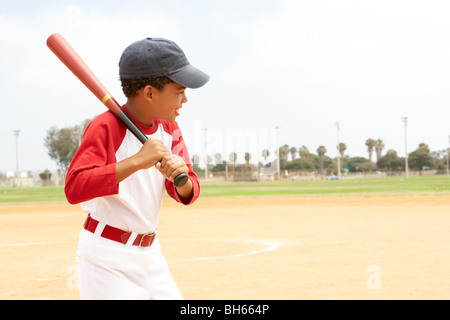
[117,111,189,188]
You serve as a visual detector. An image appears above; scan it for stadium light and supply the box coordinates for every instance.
[276,126,280,180]
[447,135,449,176]
[401,117,409,178]
[13,130,20,178]
[204,128,208,181]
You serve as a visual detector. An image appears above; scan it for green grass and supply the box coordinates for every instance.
[197,175,450,198]
[0,176,449,204]
[0,186,66,204]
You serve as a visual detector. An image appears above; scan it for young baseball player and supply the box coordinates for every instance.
[65,37,209,300]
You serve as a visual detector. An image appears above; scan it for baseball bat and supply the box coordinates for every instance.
[46,33,189,188]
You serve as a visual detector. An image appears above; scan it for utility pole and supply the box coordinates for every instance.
[447,135,450,177]
[204,128,208,181]
[335,122,341,178]
[13,130,20,178]
[401,117,409,178]
[276,126,280,180]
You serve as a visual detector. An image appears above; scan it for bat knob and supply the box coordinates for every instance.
[174,173,189,188]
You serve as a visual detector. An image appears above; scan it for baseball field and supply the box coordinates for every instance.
[0,176,449,300]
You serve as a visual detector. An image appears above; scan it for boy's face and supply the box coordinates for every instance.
[151,82,187,123]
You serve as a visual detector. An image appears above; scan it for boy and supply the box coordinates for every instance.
[65,37,209,300]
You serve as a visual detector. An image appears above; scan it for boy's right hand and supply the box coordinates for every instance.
[135,138,171,170]
[116,138,171,184]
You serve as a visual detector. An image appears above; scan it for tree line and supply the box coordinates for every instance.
[193,139,448,175]
[43,119,449,177]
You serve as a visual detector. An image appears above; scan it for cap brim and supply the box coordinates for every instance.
[168,64,210,89]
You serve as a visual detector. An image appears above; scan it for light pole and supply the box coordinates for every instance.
[13,130,20,178]
[204,128,208,181]
[401,117,409,178]
[335,122,341,178]
[275,126,280,180]
[447,135,449,177]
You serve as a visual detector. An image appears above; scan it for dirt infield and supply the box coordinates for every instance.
[0,195,449,300]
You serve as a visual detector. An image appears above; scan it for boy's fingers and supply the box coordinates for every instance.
[156,155,188,181]
[159,154,172,169]
[155,162,170,180]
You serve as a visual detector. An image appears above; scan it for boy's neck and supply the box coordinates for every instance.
[125,99,154,127]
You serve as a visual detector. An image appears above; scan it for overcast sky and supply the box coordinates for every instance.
[1,0,449,173]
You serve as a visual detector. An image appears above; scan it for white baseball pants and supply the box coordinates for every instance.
[76,229,183,300]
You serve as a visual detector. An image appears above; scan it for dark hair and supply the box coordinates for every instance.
[120,76,174,98]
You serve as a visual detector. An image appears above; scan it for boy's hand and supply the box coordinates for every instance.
[116,138,171,184]
[116,139,190,187]
[135,138,171,170]
[155,154,189,183]
[156,154,193,202]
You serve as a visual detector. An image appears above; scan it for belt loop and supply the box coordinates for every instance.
[125,232,138,247]
[94,222,106,238]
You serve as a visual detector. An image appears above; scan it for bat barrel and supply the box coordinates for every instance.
[47,33,110,102]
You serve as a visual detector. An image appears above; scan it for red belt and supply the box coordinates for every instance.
[83,215,156,248]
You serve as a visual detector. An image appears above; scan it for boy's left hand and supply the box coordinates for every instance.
[155,155,189,183]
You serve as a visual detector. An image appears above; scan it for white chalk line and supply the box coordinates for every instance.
[0,238,283,262]
[168,239,282,262]
[0,241,73,248]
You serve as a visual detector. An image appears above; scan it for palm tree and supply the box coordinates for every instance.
[338,143,346,157]
[244,152,251,164]
[366,138,376,162]
[316,145,327,173]
[289,147,297,161]
[375,139,385,162]
[299,145,309,158]
[338,142,347,171]
[278,144,289,162]
[261,149,270,164]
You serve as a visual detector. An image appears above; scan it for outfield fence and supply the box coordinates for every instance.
[198,168,443,182]
[0,168,445,188]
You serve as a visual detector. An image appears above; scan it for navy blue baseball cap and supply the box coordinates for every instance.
[119,37,210,89]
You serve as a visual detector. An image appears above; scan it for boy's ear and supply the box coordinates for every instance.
[143,85,153,100]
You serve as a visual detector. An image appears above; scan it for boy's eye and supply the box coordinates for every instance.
[177,86,187,94]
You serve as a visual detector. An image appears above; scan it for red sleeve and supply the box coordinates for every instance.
[161,121,200,205]
[64,112,125,204]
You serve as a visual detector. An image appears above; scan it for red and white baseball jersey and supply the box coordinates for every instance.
[65,106,199,234]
